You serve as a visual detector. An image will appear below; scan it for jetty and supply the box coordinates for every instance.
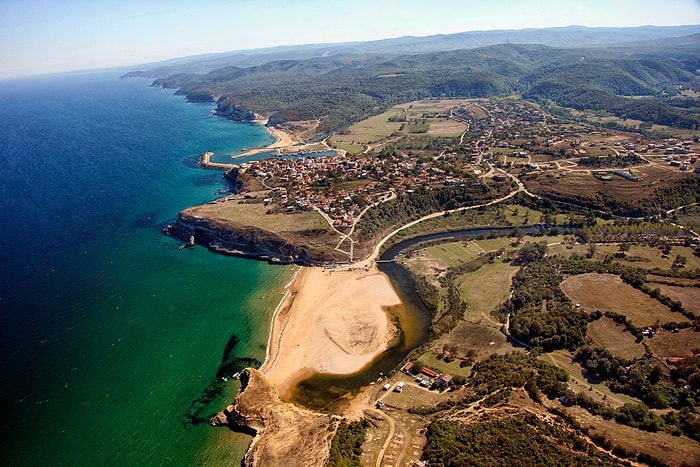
[199,151,237,170]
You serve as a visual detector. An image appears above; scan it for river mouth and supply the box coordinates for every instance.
[287,226,542,411]
[289,265,432,412]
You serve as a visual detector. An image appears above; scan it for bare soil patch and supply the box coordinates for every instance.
[647,328,700,358]
[560,273,685,328]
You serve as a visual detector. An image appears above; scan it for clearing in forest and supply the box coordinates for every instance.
[560,273,688,328]
[586,317,646,360]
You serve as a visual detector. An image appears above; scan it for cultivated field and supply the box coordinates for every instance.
[586,317,646,360]
[328,99,471,155]
[560,273,688,327]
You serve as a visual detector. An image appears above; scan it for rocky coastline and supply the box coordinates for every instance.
[168,205,349,266]
[210,369,336,467]
[166,161,351,265]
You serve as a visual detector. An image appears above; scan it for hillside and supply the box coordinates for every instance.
[125,27,700,134]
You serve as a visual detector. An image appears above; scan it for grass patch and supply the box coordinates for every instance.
[457,262,518,321]
[647,327,700,358]
[595,244,700,270]
[197,200,333,233]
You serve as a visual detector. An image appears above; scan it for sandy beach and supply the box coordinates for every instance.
[260,264,401,398]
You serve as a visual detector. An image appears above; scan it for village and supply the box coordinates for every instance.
[229,98,698,233]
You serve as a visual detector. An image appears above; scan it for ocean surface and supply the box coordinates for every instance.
[0,71,295,465]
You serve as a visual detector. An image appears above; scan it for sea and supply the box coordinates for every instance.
[0,70,296,466]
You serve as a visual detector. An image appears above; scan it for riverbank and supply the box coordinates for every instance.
[260,264,401,399]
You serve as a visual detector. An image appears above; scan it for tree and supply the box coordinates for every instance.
[586,242,597,258]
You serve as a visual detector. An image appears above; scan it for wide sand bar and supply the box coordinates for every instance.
[261,265,400,398]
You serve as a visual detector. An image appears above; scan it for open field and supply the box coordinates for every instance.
[188,198,333,233]
[566,405,700,467]
[647,328,700,358]
[587,317,646,360]
[595,244,700,270]
[457,262,518,320]
[647,283,700,317]
[560,273,688,328]
[433,321,513,362]
[426,119,466,136]
[523,164,693,203]
[328,99,473,154]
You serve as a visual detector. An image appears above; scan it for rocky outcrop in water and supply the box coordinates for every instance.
[211,369,336,467]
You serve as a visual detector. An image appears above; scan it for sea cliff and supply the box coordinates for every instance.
[169,165,350,265]
[173,209,341,265]
[210,369,335,467]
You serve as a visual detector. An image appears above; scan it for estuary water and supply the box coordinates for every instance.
[0,71,295,465]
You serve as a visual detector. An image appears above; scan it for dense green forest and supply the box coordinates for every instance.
[138,33,700,134]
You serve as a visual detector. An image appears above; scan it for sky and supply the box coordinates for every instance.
[1,0,699,79]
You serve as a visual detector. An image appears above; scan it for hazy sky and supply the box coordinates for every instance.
[1,0,699,79]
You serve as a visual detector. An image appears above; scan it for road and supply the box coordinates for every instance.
[372,408,396,467]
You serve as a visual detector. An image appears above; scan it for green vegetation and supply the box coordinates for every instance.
[328,421,369,467]
[357,180,514,242]
[423,414,623,467]
[143,33,700,136]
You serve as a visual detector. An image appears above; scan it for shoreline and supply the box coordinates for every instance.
[259,265,302,373]
[259,263,401,399]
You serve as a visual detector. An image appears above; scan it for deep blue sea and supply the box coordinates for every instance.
[0,71,295,465]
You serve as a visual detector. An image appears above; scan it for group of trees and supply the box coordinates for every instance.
[577,153,643,168]
[355,180,512,243]
[423,414,617,467]
[327,421,369,467]
[498,256,590,351]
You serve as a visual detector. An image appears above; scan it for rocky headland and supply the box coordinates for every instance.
[168,164,353,265]
[210,369,337,467]
[172,206,347,265]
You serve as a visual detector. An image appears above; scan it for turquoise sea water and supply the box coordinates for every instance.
[0,71,294,465]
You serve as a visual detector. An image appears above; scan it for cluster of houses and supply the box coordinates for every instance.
[234,100,699,229]
[399,361,453,391]
[238,151,484,228]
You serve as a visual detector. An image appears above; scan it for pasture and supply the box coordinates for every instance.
[647,328,700,358]
[560,273,688,328]
[586,317,646,360]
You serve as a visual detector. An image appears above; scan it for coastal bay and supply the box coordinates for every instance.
[0,72,292,466]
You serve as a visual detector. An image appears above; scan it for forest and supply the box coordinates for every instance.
[130,32,700,135]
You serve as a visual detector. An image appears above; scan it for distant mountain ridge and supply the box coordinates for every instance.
[123,25,700,133]
[123,25,699,78]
